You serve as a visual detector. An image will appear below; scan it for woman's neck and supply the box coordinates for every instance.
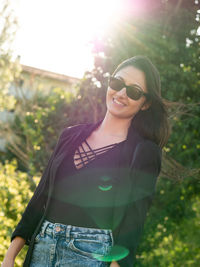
[95,112,132,139]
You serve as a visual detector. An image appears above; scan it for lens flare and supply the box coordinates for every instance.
[92,245,129,262]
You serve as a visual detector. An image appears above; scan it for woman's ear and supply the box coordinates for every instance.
[141,99,152,111]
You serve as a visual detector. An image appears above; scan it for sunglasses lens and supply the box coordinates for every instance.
[109,77,123,91]
[128,87,142,100]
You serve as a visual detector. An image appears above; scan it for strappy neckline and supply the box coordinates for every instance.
[73,139,126,170]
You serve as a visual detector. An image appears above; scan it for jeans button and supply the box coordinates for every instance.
[55,226,61,232]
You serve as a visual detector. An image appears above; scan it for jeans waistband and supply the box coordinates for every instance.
[40,220,114,244]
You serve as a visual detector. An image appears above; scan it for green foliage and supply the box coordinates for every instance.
[0,159,40,266]
[2,86,75,177]
[135,177,200,266]
[70,72,107,123]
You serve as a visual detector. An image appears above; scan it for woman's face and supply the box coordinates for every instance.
[106,65,150,119]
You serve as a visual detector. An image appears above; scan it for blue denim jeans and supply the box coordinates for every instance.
[29,220,114,267]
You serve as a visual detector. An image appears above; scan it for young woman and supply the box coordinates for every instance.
[2,55,169,267]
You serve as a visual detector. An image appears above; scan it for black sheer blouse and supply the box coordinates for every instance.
[45,138,126,230]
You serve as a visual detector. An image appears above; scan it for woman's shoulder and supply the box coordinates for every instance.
[60,122,92,137]
[136,137,162,155]
[129,138,162,177]
[137,139,161,151]
[133,138,162,166]
[128,124,162,152]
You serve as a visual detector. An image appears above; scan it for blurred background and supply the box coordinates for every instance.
[0,0,200,266]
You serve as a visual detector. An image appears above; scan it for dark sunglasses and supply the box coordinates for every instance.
[108,76,150,100]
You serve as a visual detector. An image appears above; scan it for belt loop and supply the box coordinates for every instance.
[66,225,72,241]
[110,231,114,246]
[40,220,50,237]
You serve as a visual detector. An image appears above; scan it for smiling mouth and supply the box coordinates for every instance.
[112,98,126,106]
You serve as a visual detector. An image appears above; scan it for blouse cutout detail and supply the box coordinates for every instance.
[73,139,119,170]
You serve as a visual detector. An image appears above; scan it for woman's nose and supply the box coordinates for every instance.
[115,87,127,97]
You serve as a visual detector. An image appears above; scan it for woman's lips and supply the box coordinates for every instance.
[112,98,126,107]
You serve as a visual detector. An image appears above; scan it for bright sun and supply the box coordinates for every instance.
[12,0,124,78]
[66,0,123,38]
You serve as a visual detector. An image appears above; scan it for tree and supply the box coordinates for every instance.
[78,1,200,264]
[0,0,21,112]
[86,0,200,177]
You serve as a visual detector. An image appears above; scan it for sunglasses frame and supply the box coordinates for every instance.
[108,76,150,101]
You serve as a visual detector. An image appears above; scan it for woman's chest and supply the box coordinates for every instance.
[73,131,126,170]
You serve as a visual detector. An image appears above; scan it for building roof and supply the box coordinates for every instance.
[21,64,80,84]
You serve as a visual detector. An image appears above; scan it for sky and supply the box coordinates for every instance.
[9,1,200,79]
[11,0,124,78]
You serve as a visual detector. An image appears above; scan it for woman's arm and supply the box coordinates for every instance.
[1,237,26,267]
[110,261,120,267]
[11,127,71,244]
[113,140,162,267]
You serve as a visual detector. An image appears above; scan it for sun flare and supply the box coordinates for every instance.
[13,0,124,78]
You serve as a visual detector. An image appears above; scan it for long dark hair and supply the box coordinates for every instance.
[112,55,170,148]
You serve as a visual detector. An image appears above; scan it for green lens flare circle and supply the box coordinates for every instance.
[98,185,113,191]
[92,245,129,262]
